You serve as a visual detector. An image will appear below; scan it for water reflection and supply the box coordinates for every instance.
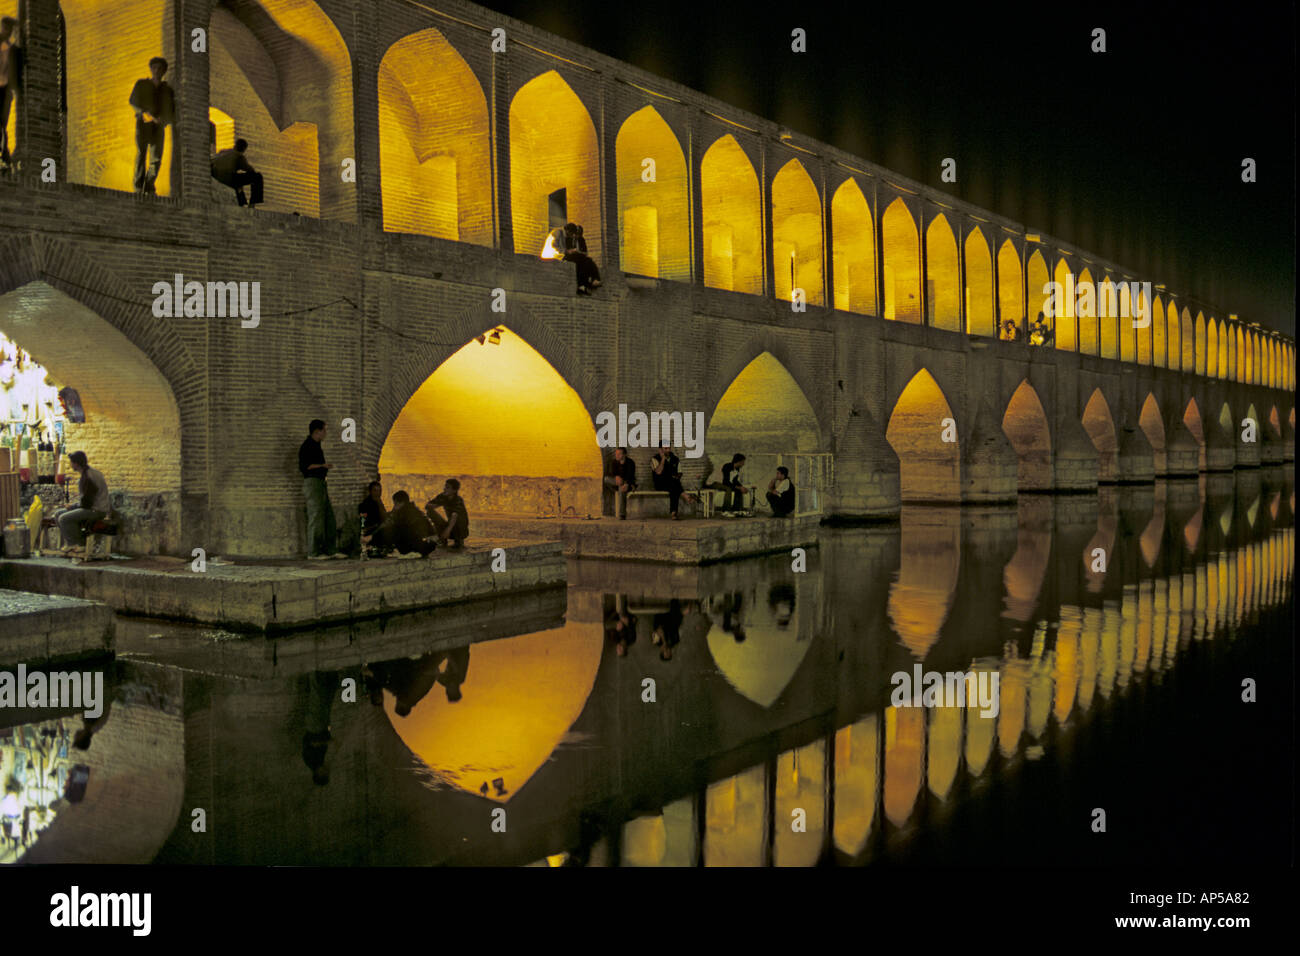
[2,467,1292,866]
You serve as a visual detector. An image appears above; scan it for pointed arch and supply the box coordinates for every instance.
[1077,267,1098,355]
[1165,300,1180,369]
[1120,280,1137,363]
[1140,393,1166,474]
[1137,292,1154,365]
[886,369,960,501]
[772,159,823,305]
[701,134,762,295]
[1025,250,1049,336]
[964,227,994,337]
[1234,325,1245,382]
[616,106,690,280]
[379,28,491,244]
[925,214,960,331]
[1081,389,1118,481]
[831,178,876,315]
[997,239,1023,336]
[1002,380,1053,490]
[1194,312,1207,375]
[882,198,921,323]
[1099,276,1119,359]
[1217,320,1229,379]
[1052,258,1076,350]
[1179,306,1193,372]
[1183,398,1206,472]
[1151,295,1166,367]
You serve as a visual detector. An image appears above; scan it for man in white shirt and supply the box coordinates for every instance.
[765,465,796,517]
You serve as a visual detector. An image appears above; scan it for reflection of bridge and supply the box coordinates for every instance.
[0,0,1293,557]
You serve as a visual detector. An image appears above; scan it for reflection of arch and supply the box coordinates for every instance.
[706,577,811,707]
[616,106,689,280]
[510,70,600,261]
[883,706,924,827]
[832,716,878,856]
[887,509,959,658]
[964,227,994,337]
[886,369,959,502]
[831,179,876,315]
[771,159,823,305]
[882,198,920,323]
[925,214,959,331]
[383,625,603,803]
[210,0,356,220]
[1082,388,1118,482]
[1002,380,1053,490]
[378,28,491,244]
[379,327,602,515]
[1183,398,1206,472]
[997,239,1023,333]
[1139,393,1165,474]
[701,134,762,294]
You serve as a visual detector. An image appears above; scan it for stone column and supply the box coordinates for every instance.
[15,0,62,188]
[825,408,900,520]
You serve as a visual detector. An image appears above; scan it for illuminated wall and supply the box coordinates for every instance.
[1235,326,1244,381]
[379,328,602,516]
[888,508,959,659]
[831,179,876,315]
[1172,302,1186,371]
[510,70,600,261]
[997,239,1022,333]
[707,352,820,487]
[771,159,823,306]
[2,0,16,159]
[1082,388,1118,482]
[1052,258,1074,349]
[1135,289,1151,365]
[0,282,181,553]
[1025,250,1048,330]
[615,106,689,280]
[1002,380,1052,490]
[378,29,491,244]
[881,198,920,323]
[1183,399,1206,472]
[887,369,959,501]
[925,215,959,331]
[1192,311,1205,375]
[1099,279,1119,359]
[701,134,761,294]
[1120,280,1137,362]
[62,0,174,195]
[964,228,994,337]
[1152,295,1166,367]
[210,0,357,221]
[1139,393,1165,474]
[1077,267,1098,355]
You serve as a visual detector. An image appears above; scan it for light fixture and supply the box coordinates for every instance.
[488,328,502,346]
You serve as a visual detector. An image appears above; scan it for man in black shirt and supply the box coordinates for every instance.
[720,453,752,512]
[426,478,470,548]
[211,138,264,207]
[365,490,437,557]
[298,419,340,558]
[651,443,684,519]
[603,447,637,519]
[765,465,796,517]
[128,57,175,194]
[358,481,387,536]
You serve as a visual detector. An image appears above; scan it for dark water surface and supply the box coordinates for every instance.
[3,468,1292,866]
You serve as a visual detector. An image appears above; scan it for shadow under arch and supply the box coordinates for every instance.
[377,325,603,516]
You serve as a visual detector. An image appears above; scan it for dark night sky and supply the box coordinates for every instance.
[477,0,1296,336]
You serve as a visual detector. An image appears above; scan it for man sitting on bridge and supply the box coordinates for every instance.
[211,138,264,208]
[765,465,796,517]
[55,451,110,552]
[425,478,470,549]
[364,490,437,557]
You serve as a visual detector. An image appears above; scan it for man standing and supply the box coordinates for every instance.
[0,17,22,170]
[604,447,636,519]
[56,451,110,551]
[765,465,796,517]
[211,138,264,207]
[128,57,175,194]
[298,419,341,559]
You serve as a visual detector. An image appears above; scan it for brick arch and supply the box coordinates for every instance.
[881,353,966,429]
[363,298,602,471]
[706,331,826,444]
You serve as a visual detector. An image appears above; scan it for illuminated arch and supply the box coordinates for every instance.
[1077,267,1098,355]
[1082,389,1118,482]
[1180,307,1194,372]
[1002,380,1053,490]
[1099,277,1119,359]
[510,70,600,261]
[925,214,960,331]
[772,159,823,306]
[1217,320,1229,379]
[1151,295,1166,367]
[1267,405,1282,442]
[0,281,182,553]
[378,327,603,516]
[378,29,491,244]
[706,575,814,708]
[1245,330,1255,384]
[1052,258,1075,350]
[1183,398,1206,472]
[997,239,1023,335]
[886,369,959,501]
[1136,290,1152,365]
[210,0,355,220]
[1195,312,1207,375]
[1165,300,1180,370]
[883,705,924,826]
[616,106,689,280]
[706,352,822,489]
[964,227,994,337]
[701,134,762,294]
[1234,325,1245,382]
[833,716,878,856]
[1139,393,1166,474]
[882,198,921,323]
[831,179,877,315]
[61,0,177,195]
[1025,250,1049,335]
[1120,280,1137,363]
[1207,317,1219,378]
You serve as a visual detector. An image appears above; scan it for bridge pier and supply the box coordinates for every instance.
[1116,424,1156,484]
[1052,416,1101,492]
[961,396,1019,503]
[1161,411,1201,478]
[826,410,901,521]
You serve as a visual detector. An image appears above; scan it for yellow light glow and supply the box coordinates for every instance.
[887,369,959,501]
[702,134,761,294]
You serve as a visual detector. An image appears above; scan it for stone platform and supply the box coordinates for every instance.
[0,587,115,665]
[0,538,563,633]
[473,514,823,564]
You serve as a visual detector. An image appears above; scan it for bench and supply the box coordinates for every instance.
[81,516,121,561]
[625,490,670,519]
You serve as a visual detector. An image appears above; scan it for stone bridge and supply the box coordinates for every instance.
[0,0,1292,557]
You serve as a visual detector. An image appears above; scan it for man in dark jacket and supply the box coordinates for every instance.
[651,443,684,519]
[298,419,340,558]
[128,57,176,194]
[358,481,387,535]
[426,478,469,548]
[365,490,437,557]
[211,138,264,207]
[603,447,637,519]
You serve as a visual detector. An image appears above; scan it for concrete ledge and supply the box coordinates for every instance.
[0,537,564,633]
[475,514,821,564]
[0,588,115,666]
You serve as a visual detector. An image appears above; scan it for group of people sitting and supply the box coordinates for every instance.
[1001,312,1055,346]
[604,446,797,520]
[358,479,470,558]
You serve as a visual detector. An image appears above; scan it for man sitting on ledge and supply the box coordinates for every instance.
[55,451,111,553]
[426,479,470,549]
[765,465,796,517]
[211,138,264,208]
